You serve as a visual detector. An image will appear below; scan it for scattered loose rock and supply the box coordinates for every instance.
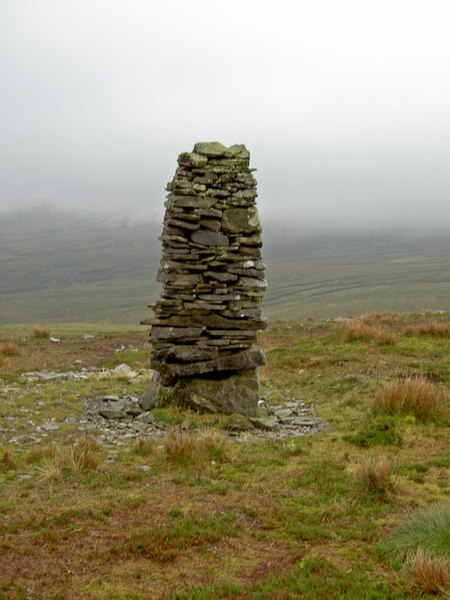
[79,394,323,445]
[0,378,324,448]
[39,422,60,432]
[112,364,138,379]
[21,365,147,383]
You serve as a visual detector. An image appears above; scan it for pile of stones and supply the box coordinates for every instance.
[0,382,323,450]
[81,394,323,443]
[145,142,267,416]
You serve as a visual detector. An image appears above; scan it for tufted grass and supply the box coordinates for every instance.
[354,453,395,499]
[373,377,447,421]
[405,320,450,338]
[37,436,101,480]
[0,342,21,357]
[405,547,450,595]
[32,324,51,339]
[163,428,230,466]
[382,501,450,561]
[342,320,396,345]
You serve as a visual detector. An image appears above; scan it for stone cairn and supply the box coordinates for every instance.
[143,142,267,416]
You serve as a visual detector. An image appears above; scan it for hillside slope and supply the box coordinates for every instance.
[0,209,448,323]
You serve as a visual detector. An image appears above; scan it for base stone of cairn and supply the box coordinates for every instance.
[143,142,267,416]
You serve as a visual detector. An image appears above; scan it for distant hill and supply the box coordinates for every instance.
[263,226,450,319]
[0,208,161,293]
[0,208,448,323]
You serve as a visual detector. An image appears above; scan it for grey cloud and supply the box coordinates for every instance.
[1,0,449,231]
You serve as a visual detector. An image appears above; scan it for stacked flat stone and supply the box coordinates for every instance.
[146,142,267,416]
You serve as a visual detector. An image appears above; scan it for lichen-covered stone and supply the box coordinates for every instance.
[223,207,261,233]
[178,152,208,167]
[193,141,229,157]
[227,144,250,159]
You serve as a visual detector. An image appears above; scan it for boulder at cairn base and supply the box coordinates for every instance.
[142,370,260,416]
[143,142,267,416]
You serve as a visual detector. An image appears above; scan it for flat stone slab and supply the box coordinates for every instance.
[99,399,128,419]
[273,408,294,419]
[190,230,230,246]
[40,422,60,432]
[165,345,218,362]
[227,413,255,431]
[155,346,266,383]
[249,417,279,431]
[293,417,319,427]
[193,141,229,157]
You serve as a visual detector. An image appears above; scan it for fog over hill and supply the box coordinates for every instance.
[0,208,160,295]
[0,207,448,324]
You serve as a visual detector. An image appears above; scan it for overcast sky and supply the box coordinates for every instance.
[1,0,449,230]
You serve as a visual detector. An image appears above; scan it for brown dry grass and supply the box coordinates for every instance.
[405,320,450,338]
[198,428,230,462]
[0,341,21,357]
[32,324,51,339]
[1,450,16,471]
[354,453,394,498]
[0,355,10,370]
[373,377,446,421]
[360,311,405,326]
[67,436,100,471]
[405,547,450,596]
[342,320,396,345]
[24,445,54,464]
[133,438,154,457]
[38,436,100,480]
[164,428,230,466]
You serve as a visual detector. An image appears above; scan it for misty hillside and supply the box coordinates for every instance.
[0,208,161,294]
[0,208,449,323]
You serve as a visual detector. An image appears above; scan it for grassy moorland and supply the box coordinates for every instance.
[0,209,449,323]
[0,312,449,598]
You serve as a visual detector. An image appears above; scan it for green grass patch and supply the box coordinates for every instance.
[170,556,408,599]
[343,416,403,447]
[249,556,406,599]
[98,349,149,369]
[381,500,450,561]
[129,512,242,562]
[294,457,352,502]
[169,582,241,599]
[398,454,450,483]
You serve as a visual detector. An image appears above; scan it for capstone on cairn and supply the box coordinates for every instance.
[143,142,267,416]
